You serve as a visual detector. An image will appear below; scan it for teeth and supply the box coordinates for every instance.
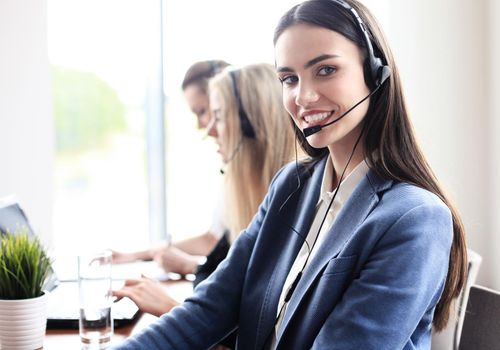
[303,112,332,123]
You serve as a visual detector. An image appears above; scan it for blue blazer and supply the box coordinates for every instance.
[114,157,453,350]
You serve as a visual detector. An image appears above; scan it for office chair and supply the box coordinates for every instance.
[458,284,500,350]
[431,249,482,350]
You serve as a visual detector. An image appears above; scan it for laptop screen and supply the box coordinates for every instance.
[0,201,34,236]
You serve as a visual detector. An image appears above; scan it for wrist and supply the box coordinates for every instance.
[138,249,155,261]
[182,256,203,275]
[147,243,169,261]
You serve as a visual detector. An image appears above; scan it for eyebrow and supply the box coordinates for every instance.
[276,54,340,73]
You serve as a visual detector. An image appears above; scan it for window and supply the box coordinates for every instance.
[48,0,162,255]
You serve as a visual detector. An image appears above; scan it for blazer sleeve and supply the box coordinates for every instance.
[111,167,286,350]
[311,202,453,350]
[112,223,260,349]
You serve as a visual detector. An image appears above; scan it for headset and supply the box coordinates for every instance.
[219,70,256,174]
[331,0,390,89]
[302,0,391,137]
[229,70,256,139]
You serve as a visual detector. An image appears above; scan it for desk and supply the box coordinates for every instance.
[43,279,193,349]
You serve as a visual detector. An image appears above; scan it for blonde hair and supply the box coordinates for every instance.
[209,63,296,239]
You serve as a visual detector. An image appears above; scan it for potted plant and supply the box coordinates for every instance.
[0,228,52,350]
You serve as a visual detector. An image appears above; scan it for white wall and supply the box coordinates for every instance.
[0,0,53,244]
[488,0,500,289]
[387,0,498,289]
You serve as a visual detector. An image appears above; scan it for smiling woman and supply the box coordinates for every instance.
[111,1,467,349]
[272,0,467,337]
[275,25,371,155]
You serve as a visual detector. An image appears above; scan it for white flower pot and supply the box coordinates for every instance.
[0,292,48,350]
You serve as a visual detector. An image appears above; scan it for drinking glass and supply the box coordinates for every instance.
[78,250,113,349]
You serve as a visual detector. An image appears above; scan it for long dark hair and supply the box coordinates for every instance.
[274,0,467,331]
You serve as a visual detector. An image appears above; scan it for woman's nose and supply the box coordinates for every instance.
[205,116,218,138]
[295,81,320,107]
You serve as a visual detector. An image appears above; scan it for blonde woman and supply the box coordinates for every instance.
[210,64,296,240]
[113,63,296,321]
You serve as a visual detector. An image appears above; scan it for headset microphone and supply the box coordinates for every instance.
[220,69,256,174]
[302,73,386,137]
[219,138,244,174]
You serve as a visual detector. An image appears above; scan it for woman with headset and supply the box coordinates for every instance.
[113,1,467,348]
[112,63,296,319]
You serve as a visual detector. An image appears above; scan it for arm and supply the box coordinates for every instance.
[153,245,203,275]
[111,231,258,350]
[171,231,220,256]
[312,203,453,349]
[111,243,168,264]
[112,231,218,272]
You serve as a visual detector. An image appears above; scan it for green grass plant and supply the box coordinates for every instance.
[0,228,52,300]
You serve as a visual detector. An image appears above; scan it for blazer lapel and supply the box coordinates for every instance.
[254,158,327,349]
[276,170,393,341]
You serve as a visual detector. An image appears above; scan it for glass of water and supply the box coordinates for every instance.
[78,250,113,349]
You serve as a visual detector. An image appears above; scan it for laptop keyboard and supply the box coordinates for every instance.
[47,281,139,323]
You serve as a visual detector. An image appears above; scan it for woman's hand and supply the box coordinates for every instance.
[112,277,179,317]
[153,246,200,275]
[110,250,140,264]
[111,242,169,264]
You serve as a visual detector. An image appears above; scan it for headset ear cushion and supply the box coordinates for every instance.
[365,61,391,89]
[363,60,376,90]
[376,65,391,86]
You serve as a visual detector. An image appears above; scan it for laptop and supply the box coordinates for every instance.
[0,196,141,329]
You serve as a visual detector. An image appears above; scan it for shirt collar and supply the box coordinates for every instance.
[319,156,370,207]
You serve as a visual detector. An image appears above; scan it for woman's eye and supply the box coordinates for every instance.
[279,75,298,85]
[318,66,336,76]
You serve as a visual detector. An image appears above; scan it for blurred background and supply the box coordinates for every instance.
[0,0,499,291]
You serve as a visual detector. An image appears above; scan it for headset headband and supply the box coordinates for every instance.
[229,70,256,139]
[330,0,390,87]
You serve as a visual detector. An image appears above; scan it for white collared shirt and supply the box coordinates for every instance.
[271,157,369,347]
